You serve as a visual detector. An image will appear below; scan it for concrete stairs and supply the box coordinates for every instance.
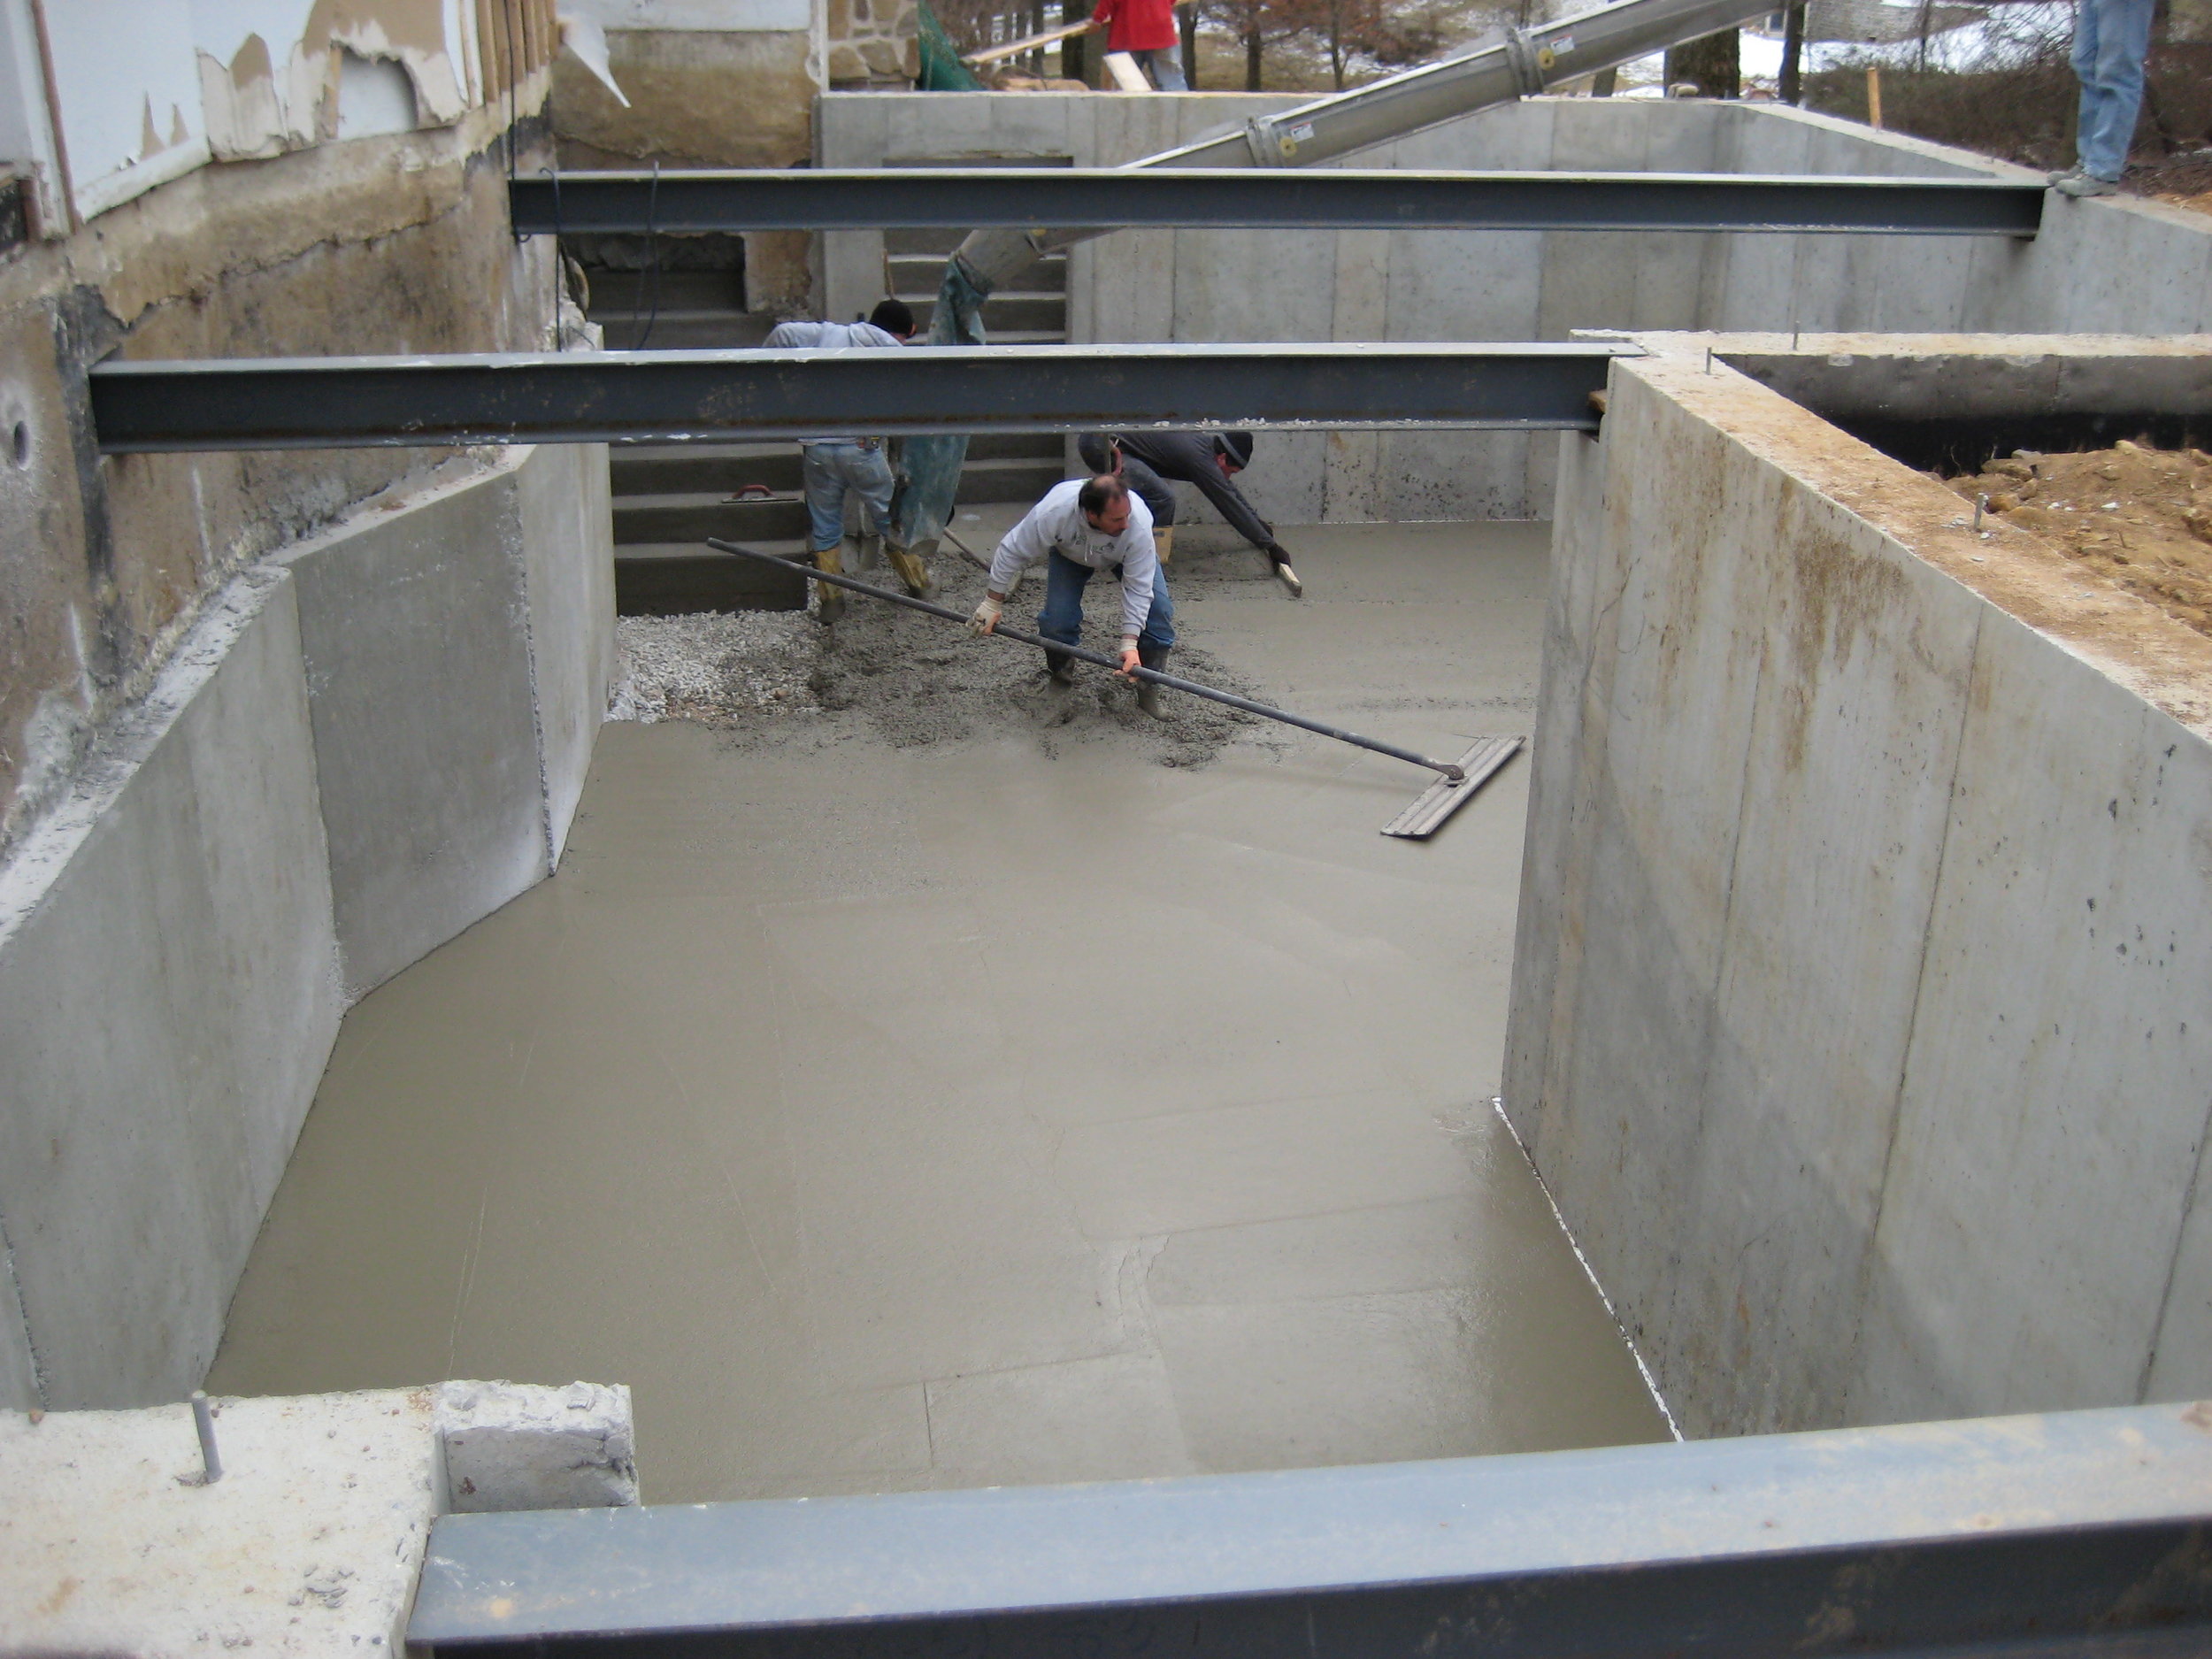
[588,211,1072,615]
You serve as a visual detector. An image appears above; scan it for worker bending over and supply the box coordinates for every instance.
[1078,428,1302,597]
[764,299,932,618]
[968,475,1175,718]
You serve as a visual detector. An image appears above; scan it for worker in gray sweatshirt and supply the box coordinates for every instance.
[968,474,1175,718]
[1078,428,1301,596]
[764,299,929,618]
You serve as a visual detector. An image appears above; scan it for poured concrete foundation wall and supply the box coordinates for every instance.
[0,446,613,1411]
[1504,336,2212,1434]
[818,96,2212,524]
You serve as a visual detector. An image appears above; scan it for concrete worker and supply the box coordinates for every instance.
[763,298,931,620]
[968,474,1176,718]
[1086,0,1187,88]
[1078,429,1302,597]
[2052,0,2156,196]
[1073,435,1179,561]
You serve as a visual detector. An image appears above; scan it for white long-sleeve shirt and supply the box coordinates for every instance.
[987,480,1159,641]
[761,319,905,445]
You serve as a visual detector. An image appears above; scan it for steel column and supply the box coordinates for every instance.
[408,1402,2212,1655]
[511,169,2043,237]
[87,343,1623,453]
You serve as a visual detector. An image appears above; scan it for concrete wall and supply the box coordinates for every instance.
[1504,336,2212,1436]
[818,95,2212,524]
[0,446,613,1411]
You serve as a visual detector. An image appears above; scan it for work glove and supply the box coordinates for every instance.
[1116,638,1141,678]
[968,595,1003,635]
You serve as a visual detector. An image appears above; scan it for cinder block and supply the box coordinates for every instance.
[437,1379,640,1512]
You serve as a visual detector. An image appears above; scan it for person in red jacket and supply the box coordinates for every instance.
[1088,0,1186,88]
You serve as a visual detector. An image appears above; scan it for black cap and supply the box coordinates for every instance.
[1217,430,1255,469]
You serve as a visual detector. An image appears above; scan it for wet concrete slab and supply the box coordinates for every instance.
[208,522,1669,1501]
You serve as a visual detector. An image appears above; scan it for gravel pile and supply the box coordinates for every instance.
[610,610,819,725]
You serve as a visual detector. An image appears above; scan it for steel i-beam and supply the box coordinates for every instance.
[87,343,1625,453]
[407,1402,2212,1655]
[511,168,2044,238]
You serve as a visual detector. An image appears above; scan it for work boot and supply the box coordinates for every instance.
[1047,649,1079,687]
[813,543,845,626]
[2055,171,2117,198]
[1135,642,1170,720]
[1154,526,1175,565]
[884,537,934,600]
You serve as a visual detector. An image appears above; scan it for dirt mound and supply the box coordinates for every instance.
[1945,441,2212,637]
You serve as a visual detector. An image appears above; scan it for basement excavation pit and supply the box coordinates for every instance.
[206,512,1678,1503]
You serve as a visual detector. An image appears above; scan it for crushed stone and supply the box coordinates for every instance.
[610,610,818,724]
[1944,441,2212,639]
[609,554,1287,771]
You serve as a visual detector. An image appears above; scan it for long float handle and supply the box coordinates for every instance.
[706,538,1466,782]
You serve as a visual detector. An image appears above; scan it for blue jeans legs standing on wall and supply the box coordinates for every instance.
[1037,552,1174,654]
[800,442,896,554]
[1130,47,1187,89]
[2071,0,2156,181]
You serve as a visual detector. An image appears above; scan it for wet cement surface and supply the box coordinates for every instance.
[208,522,1670,1500]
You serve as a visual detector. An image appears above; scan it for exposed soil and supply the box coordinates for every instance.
[1942,441,2212,638]
[611,550,1286,771]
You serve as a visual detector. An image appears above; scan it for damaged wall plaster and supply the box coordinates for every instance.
[25,1,557,219]
[196,0,488,161]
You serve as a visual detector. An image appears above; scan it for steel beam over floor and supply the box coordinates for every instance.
[88,343,1624,452]
[510,169,2047,238]
[409,1402,2212,1655]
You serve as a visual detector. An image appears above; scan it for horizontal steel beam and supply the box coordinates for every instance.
[408,1402,2212,1655]
[512,168,2045,237]
[88,343,1622,452]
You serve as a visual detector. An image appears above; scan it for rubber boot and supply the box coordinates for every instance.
[884,537,934,600]
[1154,526,1174,565]
[1135,642,1169,720]
[1047,649,1079,688]
[813,541,845,626]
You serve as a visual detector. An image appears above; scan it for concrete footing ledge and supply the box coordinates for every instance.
[0,1379,635,1655]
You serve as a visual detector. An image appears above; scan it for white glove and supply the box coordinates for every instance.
[968,595,1003,635]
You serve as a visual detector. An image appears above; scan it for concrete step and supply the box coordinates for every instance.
[616,492,810,544]
[585,269,744,311]
[901,292,1065,333]
[615,541,808,614]
[614,456,1068,544]
[588,311,776,351]
[888,251,1065,293]
[609,433,1060,495]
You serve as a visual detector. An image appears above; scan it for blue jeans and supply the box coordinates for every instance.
[1131,48,1187,89]
[1038,551,1173,654]
[2071,0,2156,181]
[800,442,895,553]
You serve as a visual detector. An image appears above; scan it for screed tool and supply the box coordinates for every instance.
[707,537,1517,838]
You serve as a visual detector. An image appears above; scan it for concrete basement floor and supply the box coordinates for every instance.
[207,521,1669,1502]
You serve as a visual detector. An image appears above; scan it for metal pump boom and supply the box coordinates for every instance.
[949,0,1793,291]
